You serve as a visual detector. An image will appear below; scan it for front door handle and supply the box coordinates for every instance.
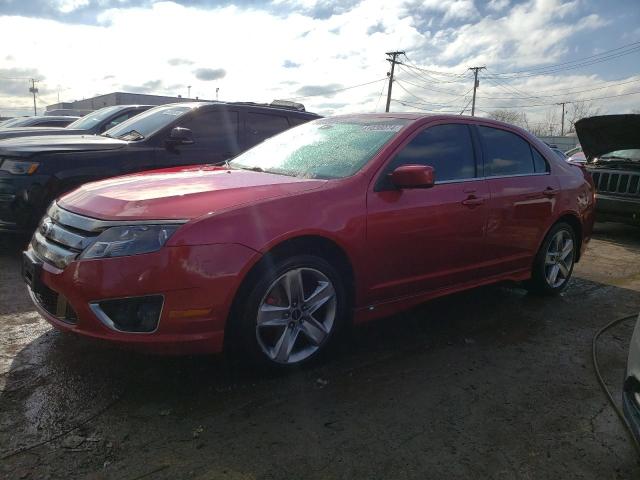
[543,187,559,198]
[462,195,484,207]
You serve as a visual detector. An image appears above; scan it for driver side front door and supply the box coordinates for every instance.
[365,122,488,304]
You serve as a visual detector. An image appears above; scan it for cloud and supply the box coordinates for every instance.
[295,83,343,97]
[168,57,194,66]
[120,79,163,94]
[0,68,45,96]
[487,0,509,12]
[193,67,226,81]
[0,0,636,121]
[420,0,479,22]
[367,21,386,35]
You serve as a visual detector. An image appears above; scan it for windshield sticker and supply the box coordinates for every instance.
[361,125,403,132]
[162,109,187,116]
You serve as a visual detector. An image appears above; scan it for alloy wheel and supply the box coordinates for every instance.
[255,267,337,364]
[544,230,574,288]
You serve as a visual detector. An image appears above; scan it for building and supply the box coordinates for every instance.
[46,92,205,114]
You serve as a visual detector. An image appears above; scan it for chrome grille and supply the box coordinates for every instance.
[30,202,188,269]
[590,169,640,198]
[30,203,102,269]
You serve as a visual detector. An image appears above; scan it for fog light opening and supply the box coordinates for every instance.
[90,295,164,333]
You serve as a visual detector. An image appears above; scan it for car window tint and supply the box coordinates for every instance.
[383,124,476,185]
[289,116,311,127]
[102,113,130,132]
[180,110,240,150]
[531,147,549,173]
[246,113,290,143]
[478,126,534,176]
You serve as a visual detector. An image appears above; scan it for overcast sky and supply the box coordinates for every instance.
[1,0,639,126]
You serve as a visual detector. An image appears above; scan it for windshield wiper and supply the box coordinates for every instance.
[118,130,145,141]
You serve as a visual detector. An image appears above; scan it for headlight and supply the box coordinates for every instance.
[80,224,180,259]
[0,159,39,175]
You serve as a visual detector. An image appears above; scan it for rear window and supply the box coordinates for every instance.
[478,126,535,177]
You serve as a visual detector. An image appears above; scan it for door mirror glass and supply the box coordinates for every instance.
[390,164,435,189]
[167,127,194,146]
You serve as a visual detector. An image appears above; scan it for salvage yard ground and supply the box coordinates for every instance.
[1,223,640,479]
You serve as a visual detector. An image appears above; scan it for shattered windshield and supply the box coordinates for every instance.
[230,117,409,179]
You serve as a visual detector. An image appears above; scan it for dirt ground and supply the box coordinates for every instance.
[1,222,639,480]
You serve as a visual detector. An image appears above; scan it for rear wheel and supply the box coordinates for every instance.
[526,222,576,295]
[231,254,347,368]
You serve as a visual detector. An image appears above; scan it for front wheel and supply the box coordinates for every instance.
[232,254,347,368]
[526,222,576,295]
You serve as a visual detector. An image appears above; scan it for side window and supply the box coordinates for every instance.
[179,110,240,150]
[478,126,535,176]
[531,147,550,173]
[246,113,290,144]
[39,120,70,127]
[288,116,309,127]
[101,113,130,132]
[379,123,476,189]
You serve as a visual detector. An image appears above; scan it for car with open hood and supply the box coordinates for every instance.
[0,101,319,232]
[22,113,595,367]
[575,114,640,226]
[0,105,152,142]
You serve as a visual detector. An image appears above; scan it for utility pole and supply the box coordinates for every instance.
[468,66,485,117]
[557,101,567,136]
[29,79,38,116]
[385,51,405,112]
[216,87,219,101]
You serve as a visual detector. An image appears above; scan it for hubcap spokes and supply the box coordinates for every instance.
[256,268,337,364]
[544,231,574,288]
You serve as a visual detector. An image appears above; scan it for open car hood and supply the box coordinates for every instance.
[574,114,640,160]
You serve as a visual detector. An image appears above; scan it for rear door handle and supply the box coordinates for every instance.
[543,187,559,198]
[462,195,484,207]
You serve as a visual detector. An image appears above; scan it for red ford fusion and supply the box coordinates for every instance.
[23,114,595,366]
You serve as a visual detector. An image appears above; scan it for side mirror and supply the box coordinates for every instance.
[390,164,435,189]
[167,127,194,146]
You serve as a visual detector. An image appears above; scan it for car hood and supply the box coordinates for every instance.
[58,166,326,221]
[0,127,87,140]
[0,134,126,154]
[574,114,640,160]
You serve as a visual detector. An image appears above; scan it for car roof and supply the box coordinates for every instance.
[155,101,320,117]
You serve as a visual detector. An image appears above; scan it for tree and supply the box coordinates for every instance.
[567,101,601,133]
[487,109,526,126]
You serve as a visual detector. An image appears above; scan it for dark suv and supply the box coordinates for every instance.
[575,114,640,226]
[0,105,151,141]
[0,101,320,232]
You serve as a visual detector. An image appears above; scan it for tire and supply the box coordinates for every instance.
[230,254,348,368]
[526,221,577,295]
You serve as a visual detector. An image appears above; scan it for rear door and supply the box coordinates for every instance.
[365,122,489,302]
[476,124,559,275]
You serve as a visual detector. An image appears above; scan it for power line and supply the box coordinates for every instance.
[478,88,640,109]
[486,42,640,78]
[284,78,387,101]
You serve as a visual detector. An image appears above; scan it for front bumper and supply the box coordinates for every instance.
[595,194,640,226]
[0,173,50,232]
[25,243,260,354]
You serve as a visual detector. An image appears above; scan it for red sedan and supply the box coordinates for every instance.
[23,114,595,366]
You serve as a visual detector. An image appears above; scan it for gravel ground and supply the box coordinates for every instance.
[0,222,639,479]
